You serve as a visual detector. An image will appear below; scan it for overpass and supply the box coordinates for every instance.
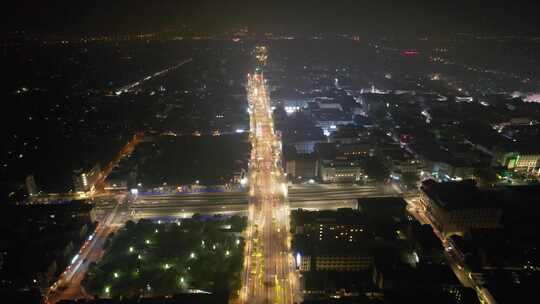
[128,184,396,219]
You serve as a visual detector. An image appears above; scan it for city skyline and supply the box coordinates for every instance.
[1,2,540,304]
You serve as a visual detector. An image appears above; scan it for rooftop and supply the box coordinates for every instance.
[421,179,501,210]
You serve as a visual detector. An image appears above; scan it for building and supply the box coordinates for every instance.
[291,207,464,302]
[282,127,326,154]
[428,159,475,181]
[282,98,311,115]
[467,130,540,175]
[293,209,375,273]
[292,140,327,154]
[315,255,373,272]
[357,197,407,221]
[328,126,370,145]
[292,208,369,245]
[319,160,364,183]
[419,179,502,236]
[73,163,101,193]
[25,174,39,196]
[497,152,540,173]
[298,254,311,272]
[311,109,354,136]
[285,155,318,180]
[313,97,342,111]
[514,153,540,172]
[296,248,374,273]
[380,146,422,177]
[337,143,374,158]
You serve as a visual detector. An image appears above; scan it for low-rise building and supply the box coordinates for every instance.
[497,152,540,172]
[296,251,373,272]
[380,146,422,177]
[319,160,364,183]
[427,159,475,181]
[285,155,318,180]
[282,127,326,154]
[419,179,502,236]
[311,109,354,136]
[328,126,370,145]
[315,255,373,272]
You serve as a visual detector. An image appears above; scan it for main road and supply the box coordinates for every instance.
[45,194,131,304]
[406,194,497,304]
[239,67,300,303]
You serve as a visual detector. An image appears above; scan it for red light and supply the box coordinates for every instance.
[402,50,419,56]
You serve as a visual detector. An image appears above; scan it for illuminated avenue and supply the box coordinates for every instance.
[241,49,301,304]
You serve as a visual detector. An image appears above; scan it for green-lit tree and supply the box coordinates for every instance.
[83,217,245,297]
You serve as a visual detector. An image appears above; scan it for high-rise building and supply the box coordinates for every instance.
[25,174,39,196]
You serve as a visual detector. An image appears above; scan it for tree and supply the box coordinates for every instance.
[474,167,498,187]
[83,217,246,298]
[401,172,420,189]
[124,220,135,230]
[360,156,389,183]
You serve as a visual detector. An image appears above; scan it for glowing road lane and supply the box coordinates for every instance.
[114,58,193,95]
[240,68,301,304]
[45,196,130,304]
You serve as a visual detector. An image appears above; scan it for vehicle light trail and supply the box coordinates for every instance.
[240,47,301,304]
[114,58,192,95]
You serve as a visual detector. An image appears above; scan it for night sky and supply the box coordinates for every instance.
[4,0,540,35]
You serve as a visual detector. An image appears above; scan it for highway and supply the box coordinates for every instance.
[136,184,388,204]
[127,185,390,219]
[239,61,300,304]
